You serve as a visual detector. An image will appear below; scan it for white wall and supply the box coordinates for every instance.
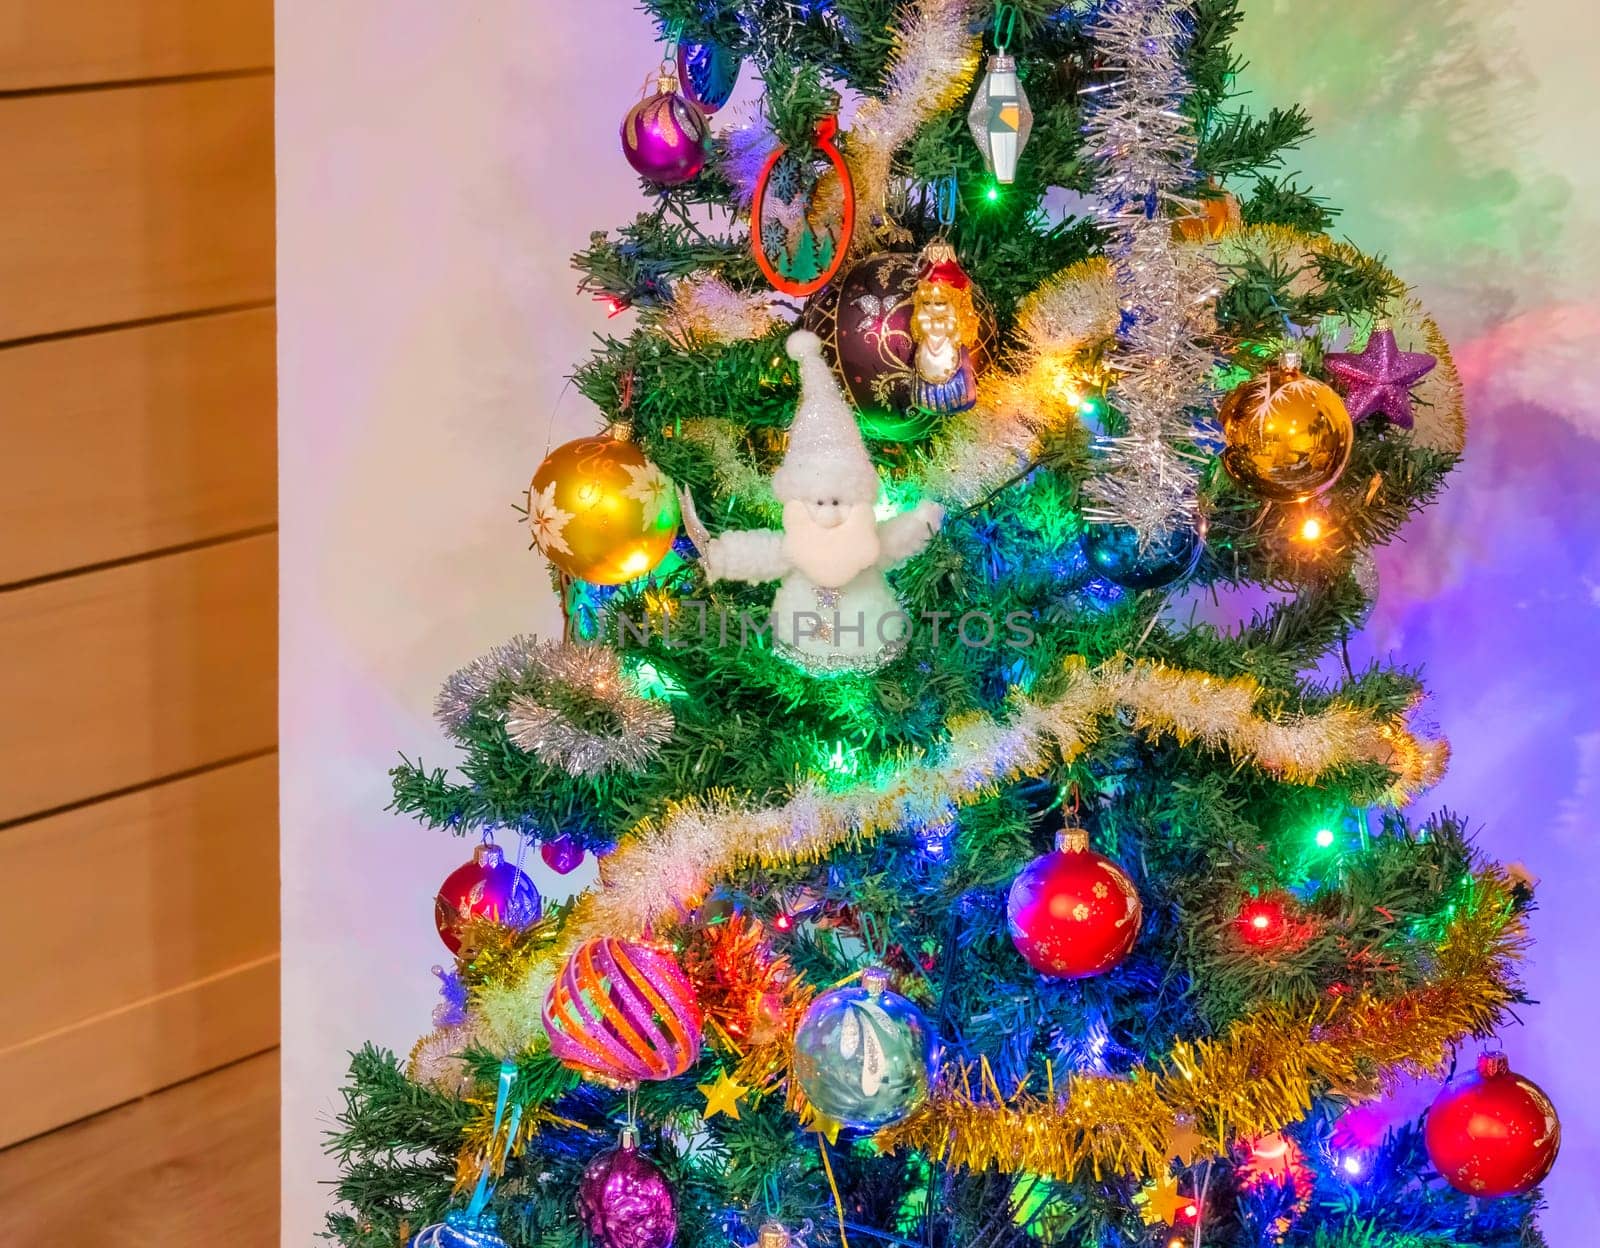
[279,2,1600,1242]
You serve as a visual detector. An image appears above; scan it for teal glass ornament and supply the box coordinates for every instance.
[792,967,936,1129]
[1082,521,1202,591]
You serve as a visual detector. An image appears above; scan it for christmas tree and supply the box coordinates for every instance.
[326,2,1560,1246]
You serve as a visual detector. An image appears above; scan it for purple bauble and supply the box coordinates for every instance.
[621,76,708,187]
[576,1132,677,1248]
[541,835,585,875]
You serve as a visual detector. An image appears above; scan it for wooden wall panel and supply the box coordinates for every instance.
[0,1,273,91]
[0,956,278,1148]
[0,534,276,824]
[0,756,278,1053]
[0,309,277,584]
[0,3,278,1146]
[0,74,274,341]
[0,1052,279,1242]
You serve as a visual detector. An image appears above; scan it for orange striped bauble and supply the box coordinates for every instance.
[543,937,703,1085]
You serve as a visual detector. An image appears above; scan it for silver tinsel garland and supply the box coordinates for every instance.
[1080,0,1220,540]
[434,635,674,778]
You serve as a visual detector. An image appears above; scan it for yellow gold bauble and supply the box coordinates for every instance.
[527,435,680,584]
[1219,355,1354,502]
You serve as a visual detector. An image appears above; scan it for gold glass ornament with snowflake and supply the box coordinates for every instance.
[526,435,681,584]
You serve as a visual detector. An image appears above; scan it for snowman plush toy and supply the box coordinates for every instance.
[680,330,944,673]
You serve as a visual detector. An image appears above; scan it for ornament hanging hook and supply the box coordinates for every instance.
[934,173,958,236]
[992,4,1017,53]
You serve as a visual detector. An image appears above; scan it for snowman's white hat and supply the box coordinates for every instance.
[771,330,880,505]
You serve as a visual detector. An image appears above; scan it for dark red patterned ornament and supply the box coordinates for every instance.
[1006,828,1142,979]
[1425,1051,1560,1197]
[800,250,997,429]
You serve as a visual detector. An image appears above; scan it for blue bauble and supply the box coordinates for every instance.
[792,968,936,1130]
[1081,522,1202,590]
[410,1210,508,1248]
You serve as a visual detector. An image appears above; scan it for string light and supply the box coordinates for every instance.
[984,181,1001,203]
[1314,827,1336,849]
[1342,1154,1363,1176]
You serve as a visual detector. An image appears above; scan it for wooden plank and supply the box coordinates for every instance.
[0,755,278,1052]
[0,75,274,341]
[0,309,277,584]
[0,533,276,822]
[0,1,273,92]
[0,1054,278,1247]
[0,957,277,1148]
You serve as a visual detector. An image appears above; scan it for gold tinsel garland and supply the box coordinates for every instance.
[876,870,1524,1180]
[468,655,1447,1056]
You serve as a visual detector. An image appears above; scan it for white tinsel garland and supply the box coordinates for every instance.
[1079,0,1220,540]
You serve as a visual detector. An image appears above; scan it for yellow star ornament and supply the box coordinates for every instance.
[1135,1174,1194,1227]
[698,1071,751,1121]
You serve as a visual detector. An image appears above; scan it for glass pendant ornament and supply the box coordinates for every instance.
[543,936,703,1084]
[1219,352,1354,502]
[1425,1051,1561,1197]
[791,967,936,1130]
[621,65,709,187]
[434,840,541,954]
[750,114,854,297]
[576,1127,678,1248]
[528,435,681,585]
[1007,827,1142,979]
[967,53,1033,185]
[1082,521,1202,590]
[676,39,741,114]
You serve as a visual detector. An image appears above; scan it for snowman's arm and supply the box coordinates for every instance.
[875,501,945,568]
[701,529,793,584]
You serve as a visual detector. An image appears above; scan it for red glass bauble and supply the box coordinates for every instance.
[433,842,541,954]
[1425,1051,1560,1197]
[1006,829,1142,978]
[799,251,996,426]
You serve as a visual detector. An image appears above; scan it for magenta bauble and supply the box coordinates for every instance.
[576,1130,677,1248]
[621,74,708,187]
[541,835,585,874]
[433,841,541,954]
[1425,1051,1560,1197]
[1006,829,1142,978]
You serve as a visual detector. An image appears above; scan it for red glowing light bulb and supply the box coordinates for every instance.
[1236,896,1289,947]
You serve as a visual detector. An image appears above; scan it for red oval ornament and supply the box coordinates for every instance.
[750,114,855,297]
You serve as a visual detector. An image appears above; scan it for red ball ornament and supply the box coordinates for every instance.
[1425,1051,1560,1197]
[1006,828,1142,978]
[434,841,541,954]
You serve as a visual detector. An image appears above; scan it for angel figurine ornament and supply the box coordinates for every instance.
[680,330,944,673]
[909,241,980,416]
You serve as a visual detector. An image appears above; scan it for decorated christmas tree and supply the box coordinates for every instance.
[326,2,1560,1246]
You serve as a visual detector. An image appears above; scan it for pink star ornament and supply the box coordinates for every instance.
[1322,321,1437,427]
